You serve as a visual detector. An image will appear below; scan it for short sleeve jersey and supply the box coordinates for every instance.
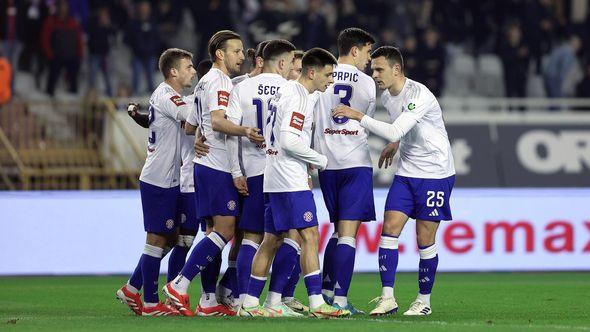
[186,68,233,172]
[139,82,190,188]
[226,73,287,177]
[381,78,455,179]
[263,80,314,192]
[314,64,376,169]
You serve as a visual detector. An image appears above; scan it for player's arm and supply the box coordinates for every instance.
[280,96,328,170]
[184,98,209,157]
[333,104,420,143]
[211,109,263,143]
[224,93,248,195]
[127,103,149,128]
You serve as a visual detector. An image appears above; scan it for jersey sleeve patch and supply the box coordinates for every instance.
[217,90,230,107]
[170,95,186,106]
[289,112,305,131]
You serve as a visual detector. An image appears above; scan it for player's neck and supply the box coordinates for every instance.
[261,66,280,75]
[297,77,315,94]
[165,79,183,94]
[338,56,360,70]
[388,76,407,96]
[212,62,230,77]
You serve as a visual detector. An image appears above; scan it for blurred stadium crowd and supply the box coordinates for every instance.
[1,0,590,104]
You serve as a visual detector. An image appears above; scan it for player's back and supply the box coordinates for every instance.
[314,64,376,169]
[231,73,250,86]
[382,78,455,178]
[140,82,188,188]
[190,67,233,172]
[264,80,313,193]
[230,73,286,177]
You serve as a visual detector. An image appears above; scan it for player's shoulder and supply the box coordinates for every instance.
[231,73,249,86]
[152,82,183,106]
[405,78,434,101]
[203,68,232,88]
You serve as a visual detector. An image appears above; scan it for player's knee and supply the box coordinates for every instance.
[299,227,319,244]
[146,232,168,248]
[382,221,402,237]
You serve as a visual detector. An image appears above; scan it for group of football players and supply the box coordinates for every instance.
[116,26,455,319]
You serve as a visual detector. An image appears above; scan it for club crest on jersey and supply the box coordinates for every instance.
[408,102,416,111]
[227,200,237,211]
[303,211,314,222]
[165,219,175,229]
[289,112,305,131]
[170,95,186,106]
[217,90,230,107]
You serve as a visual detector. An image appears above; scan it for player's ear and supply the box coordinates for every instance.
[351,45,358,58]
[215,48,224,62]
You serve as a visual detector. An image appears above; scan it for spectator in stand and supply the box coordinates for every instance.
[543,35,582,98]
[87,6,115,96]
[402,35,420,80]
[124,0,159,95]
[418,26,446,96]
[16,0,49,88]
[498,22,529,98]
[0,52,12,106]
[41,0,84,96]
[300,0,331,50]
[156,0,181,54]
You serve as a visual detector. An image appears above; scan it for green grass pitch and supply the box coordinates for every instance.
[1,272,589,331]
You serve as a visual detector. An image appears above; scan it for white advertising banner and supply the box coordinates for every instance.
[1,189,588,275]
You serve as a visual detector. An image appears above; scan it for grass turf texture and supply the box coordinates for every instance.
[1,273,589,331]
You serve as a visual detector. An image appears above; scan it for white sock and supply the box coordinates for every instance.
[282,296,294,303]
[218,284,232,297]
[126,282,139,294]
[309,294,324,310]
[264,291,282,307]
[144,302,158,308]
[171,275,190,294]
[243,294,260,308]
[333,295,348,307]
[381,286,394,299]
[417,293,431,306]
[321,289,334,299]
[199,292,218,307]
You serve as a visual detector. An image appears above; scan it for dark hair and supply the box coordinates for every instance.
[301,48,337,73]
[371,46,404,72]
[207,30,241,61]
[158,48,193,79]
[262,39,296,62]
[293,50,304,60]
[255,40,271,60]
[196,59,213,80]
[337,27,375,56]
[246,48,256,67]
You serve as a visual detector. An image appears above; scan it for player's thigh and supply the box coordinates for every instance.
[383,210,410,237]
[337,220,362,238]
[337,167,376,223]
[297,225,320,246]
[259,231,283,253]
[146,232,169,248]
[415,219,439,247]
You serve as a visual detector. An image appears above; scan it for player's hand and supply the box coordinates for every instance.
[379,142,399,169]
[127,102,140,118]
[233,176,249,196]
[332,104,363,121]
[245,127,265,144]
[194,133,209,157]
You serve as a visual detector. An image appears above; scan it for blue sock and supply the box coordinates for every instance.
[181,232,227,281]
[200,253,222,294]
[269,238,299,294]
[141,244,164,303]
[128,257,143,290]
[304,270,322,296]
[321,233,338,292]
[246,275,267,299]
[283,255,301,298]
[236,239,259,296]
[418,244,439,295]
[219,261,237,293]
[333,237,356,297]
[378,234,399,288]
[167,246,189,283]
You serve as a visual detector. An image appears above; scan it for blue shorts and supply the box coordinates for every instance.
[140,181,180,234]
[385,175,455,221]
[264,190,318,234]
[239,175,264,233]
[318,167,376,223]
[195,164,240,219]
[177,192,199,231]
